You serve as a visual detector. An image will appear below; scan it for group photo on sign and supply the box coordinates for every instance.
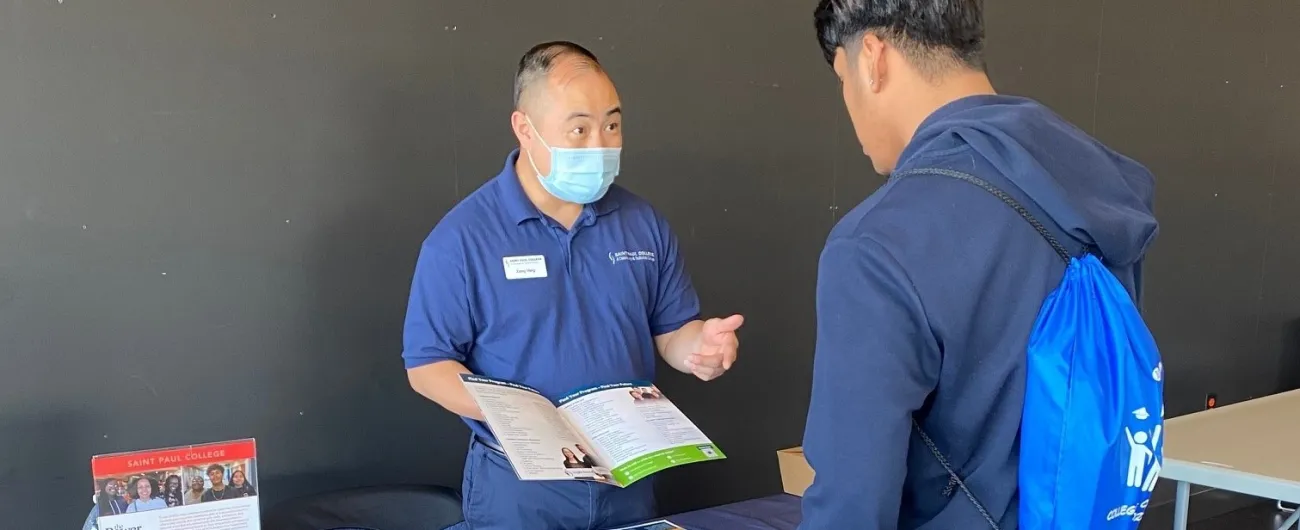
[89,440,261,529]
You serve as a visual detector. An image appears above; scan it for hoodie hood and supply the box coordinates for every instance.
[896,95,1158,266]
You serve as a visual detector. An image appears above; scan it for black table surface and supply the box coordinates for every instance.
[654,493,801,530]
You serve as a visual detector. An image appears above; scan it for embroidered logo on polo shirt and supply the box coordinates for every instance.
[608,250,656,265]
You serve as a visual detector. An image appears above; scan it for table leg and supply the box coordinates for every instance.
[1173,481,1191,530]
[1278,508,1300,530]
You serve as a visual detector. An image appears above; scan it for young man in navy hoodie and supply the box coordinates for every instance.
[801,1,1159,528]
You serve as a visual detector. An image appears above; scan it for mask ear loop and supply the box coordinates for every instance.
[523,115,552,178]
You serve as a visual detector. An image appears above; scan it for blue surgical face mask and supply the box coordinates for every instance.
[524,116,621,204]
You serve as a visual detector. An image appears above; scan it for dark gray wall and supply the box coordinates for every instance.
[2,0,1298,527]
[988,0,1300,414]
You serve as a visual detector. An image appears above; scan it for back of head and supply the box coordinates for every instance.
[813,0,985,74]
[813,0,990,173]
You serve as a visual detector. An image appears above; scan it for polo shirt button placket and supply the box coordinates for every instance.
[569,210,597,275]
[546,222,573,274]
[566,232,579,275]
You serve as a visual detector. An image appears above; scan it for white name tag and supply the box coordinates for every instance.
[503,255,548,280]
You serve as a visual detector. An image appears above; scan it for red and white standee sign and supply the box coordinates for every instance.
[92,439,257,477]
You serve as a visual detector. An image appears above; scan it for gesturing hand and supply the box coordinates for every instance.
[687,315,744,381]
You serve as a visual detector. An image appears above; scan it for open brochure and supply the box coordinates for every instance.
[91,438,259,530]
[461,374,725,487]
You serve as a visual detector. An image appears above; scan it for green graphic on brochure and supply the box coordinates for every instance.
[611,443,726,485]
[460,375,726,488]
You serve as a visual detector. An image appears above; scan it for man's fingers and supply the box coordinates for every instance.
[702,328,742,348]
[691,323,739,380]
[691,353,735,380]
[695,364,729,381]
[689,353,724,368]
[702,315,745,339]
[721,348,737,370]
[718,314,745,332]
[692,365,722,381]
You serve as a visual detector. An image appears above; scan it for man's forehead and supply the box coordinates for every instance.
[547,55,603,84]
[536,59,619,112]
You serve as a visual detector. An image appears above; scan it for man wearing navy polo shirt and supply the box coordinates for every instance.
[401,41,744,530]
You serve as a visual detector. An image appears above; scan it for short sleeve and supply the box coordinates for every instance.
[649,215,700,336]
[401,240,474,369]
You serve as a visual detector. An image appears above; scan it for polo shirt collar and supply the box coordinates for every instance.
[496,149,621,225]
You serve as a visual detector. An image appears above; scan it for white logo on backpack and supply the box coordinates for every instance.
[1125,424,1161,491]
[1105,406,1164,522]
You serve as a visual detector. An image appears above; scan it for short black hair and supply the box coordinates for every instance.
[814,0,985,72]
[513,41,602,109]
[206,463,225,475]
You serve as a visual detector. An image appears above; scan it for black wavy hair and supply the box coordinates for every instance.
[814,0,985,71]
[130,476,160,500]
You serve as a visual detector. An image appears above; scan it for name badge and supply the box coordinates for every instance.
[503,255,547,280]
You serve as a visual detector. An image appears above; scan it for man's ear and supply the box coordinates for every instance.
[860,32,889,92]
[510,110,531,145]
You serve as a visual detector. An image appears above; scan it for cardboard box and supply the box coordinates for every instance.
[776,446,814,496]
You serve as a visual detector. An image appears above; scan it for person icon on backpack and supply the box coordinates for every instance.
[1125,428,1152,488]
[1141,425,1163,492]
[1125,425,1165,490]
[1141,454,1162,492]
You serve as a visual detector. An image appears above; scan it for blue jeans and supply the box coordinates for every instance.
[453,437,657,530]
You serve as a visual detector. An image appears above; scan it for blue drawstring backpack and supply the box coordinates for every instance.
[899,169,1164,529]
